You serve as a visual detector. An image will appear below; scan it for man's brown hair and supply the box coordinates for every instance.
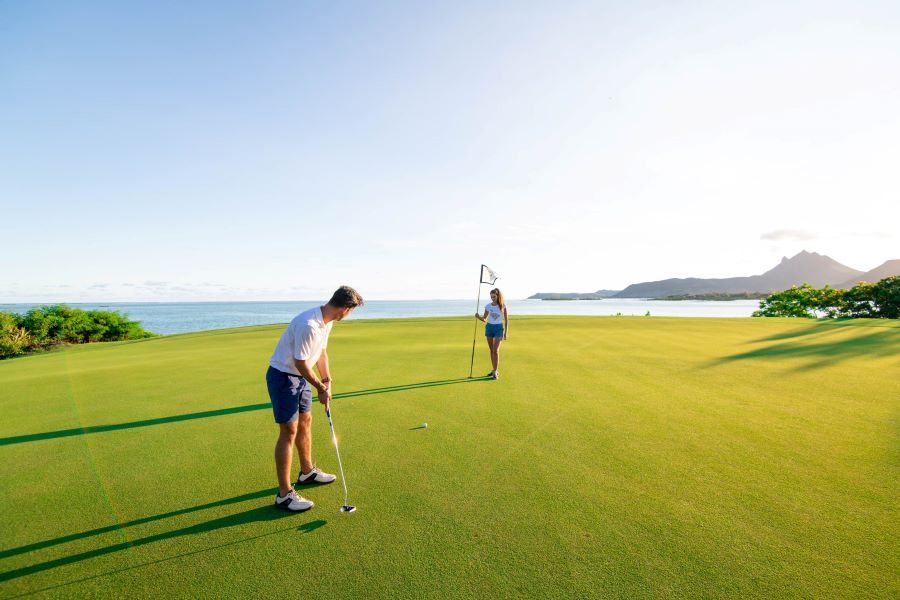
[327,286,364,309]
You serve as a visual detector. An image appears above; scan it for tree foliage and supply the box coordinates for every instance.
[753,276,900,319]
[0,305,155,359]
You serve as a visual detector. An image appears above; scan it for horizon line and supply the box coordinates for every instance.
[0,298,557,305]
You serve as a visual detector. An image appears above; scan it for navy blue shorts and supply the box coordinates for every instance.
[266,366,312,423]
[485,323,504,338]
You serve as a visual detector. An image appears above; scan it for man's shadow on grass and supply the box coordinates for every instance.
[0,488,327,583]
[0,376,489,447]
[704,321,900,371]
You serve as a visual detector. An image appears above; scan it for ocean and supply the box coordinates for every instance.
[0,299,761,335]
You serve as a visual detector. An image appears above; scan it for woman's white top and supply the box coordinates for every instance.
[484,303,504,324]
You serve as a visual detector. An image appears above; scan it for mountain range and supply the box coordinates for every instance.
[528,251,899,299]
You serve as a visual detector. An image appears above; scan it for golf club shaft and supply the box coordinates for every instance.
[325,405,350,506]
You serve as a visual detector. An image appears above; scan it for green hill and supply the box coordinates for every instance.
[1,317,898,598]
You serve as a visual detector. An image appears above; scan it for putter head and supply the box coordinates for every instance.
[340,505,356,513]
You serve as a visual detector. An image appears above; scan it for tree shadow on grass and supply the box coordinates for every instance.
[0,376,489,447]
[0,490,326,583]
[705,328,900,372]
[748,319,897,344]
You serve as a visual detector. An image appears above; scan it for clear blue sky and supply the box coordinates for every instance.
[2,1,898,301]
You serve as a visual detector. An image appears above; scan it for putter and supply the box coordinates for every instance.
[325,404,355,513]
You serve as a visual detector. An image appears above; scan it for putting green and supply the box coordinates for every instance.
[1,316,898,598]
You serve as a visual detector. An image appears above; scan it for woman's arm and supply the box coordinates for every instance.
[502,307,509,339]
[476,309,488,322]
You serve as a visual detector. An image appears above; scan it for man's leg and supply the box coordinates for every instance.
[294,407,336,485]
[295,412,314,475]
[275,421,298,495]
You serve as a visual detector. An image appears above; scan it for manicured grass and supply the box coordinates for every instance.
[1,316,898,598]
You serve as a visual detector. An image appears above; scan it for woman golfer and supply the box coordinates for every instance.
[476,288,508,379]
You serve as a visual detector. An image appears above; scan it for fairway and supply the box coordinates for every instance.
[1,316,898,599]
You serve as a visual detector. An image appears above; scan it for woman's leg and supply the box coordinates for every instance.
[489,337,500,372]
[493,337,502,373]
[485,336,495,374]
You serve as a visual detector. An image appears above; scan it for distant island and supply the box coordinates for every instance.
[652,292,770,301]
[528,290,620,301]
[528,252,900,300]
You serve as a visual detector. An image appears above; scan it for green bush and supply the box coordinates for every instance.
[0,305,155,359]
[0,312,19,332]
[0,312,34,358]
[85,309,154,341]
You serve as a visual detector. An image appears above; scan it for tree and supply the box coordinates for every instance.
[871,276,900,319]
[753,284,818,318]
[753,277,900,319]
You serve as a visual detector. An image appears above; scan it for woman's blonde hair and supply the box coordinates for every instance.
[490,288,506,310]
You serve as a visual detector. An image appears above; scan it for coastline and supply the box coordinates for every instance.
[1,298,761,335]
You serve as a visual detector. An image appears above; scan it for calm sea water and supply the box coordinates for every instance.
[0,299,760,335]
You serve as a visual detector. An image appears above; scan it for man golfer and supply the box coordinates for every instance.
[266,285,363,512]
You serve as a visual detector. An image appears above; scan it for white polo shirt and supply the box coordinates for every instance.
[269,306,333,376]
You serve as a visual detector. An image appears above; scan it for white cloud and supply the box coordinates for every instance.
[760,229,817,242]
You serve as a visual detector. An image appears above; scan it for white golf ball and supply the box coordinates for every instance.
[422,422,428,428]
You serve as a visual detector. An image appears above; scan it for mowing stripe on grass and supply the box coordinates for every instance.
[60,351,131,553]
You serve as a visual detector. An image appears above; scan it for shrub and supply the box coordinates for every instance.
[0,305,155,359]
[0,311,20,333]
[0,313,34,358]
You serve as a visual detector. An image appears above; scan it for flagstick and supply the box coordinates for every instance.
[468,265,484,378]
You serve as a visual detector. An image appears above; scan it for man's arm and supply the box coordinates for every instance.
[293,357,331,405]
[316,349,331,388]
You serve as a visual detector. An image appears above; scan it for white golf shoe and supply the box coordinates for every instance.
[296,467,337,486]
[274,489,314,512]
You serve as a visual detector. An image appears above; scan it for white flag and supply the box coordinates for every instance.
[481,264,499,285]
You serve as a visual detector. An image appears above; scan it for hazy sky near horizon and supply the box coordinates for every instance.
[2,1,898,301]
